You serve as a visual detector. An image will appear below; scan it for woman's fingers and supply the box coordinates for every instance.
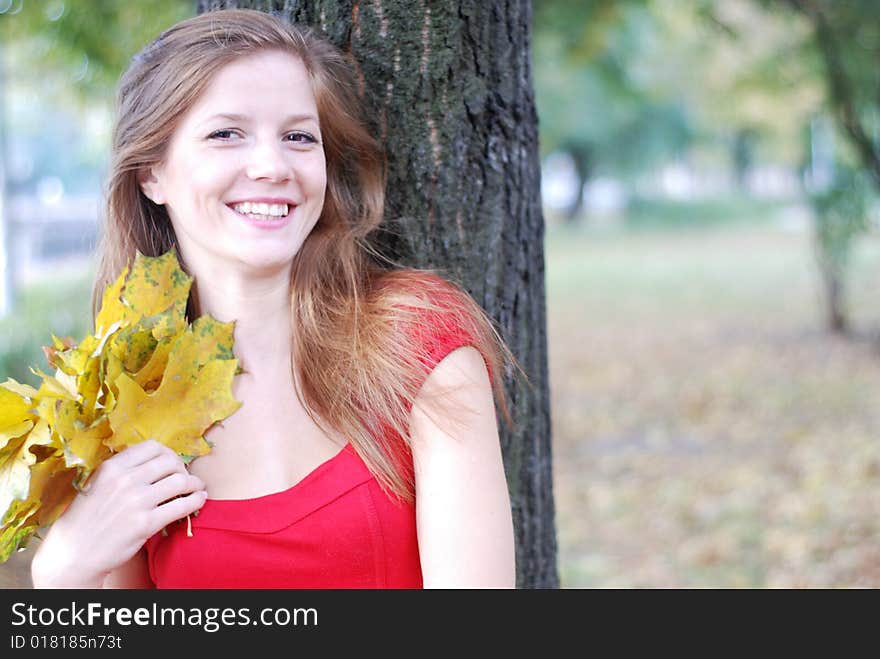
[151,490,208,534]
[137,450,190,485]
[110,438,170,469]
[149,472,206,506]
[98,440,189,488]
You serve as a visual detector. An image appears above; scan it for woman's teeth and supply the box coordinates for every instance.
[231,201,289,219]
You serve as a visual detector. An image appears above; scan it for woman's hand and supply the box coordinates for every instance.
[31,439,207,588]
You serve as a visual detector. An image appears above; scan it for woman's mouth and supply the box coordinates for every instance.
[227,201,294,229]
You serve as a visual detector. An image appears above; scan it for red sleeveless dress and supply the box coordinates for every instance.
[144,278,482,589]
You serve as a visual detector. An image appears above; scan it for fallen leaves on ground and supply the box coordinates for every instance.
[548,222,880,587]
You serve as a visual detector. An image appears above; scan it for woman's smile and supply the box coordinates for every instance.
[226,198,297,230]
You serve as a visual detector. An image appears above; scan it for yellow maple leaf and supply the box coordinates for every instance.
[0,383,36,431]
[0,249,242,561]
[132,338,175,392]
[0,454,74,563]
[0,420,53,530]
[95,251,191,337]
[108,356,240,459]
[107,315,239,454]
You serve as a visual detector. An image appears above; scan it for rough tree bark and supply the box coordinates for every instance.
[195,0,559,588]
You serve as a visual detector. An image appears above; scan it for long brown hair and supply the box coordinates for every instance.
[94,8,515,501]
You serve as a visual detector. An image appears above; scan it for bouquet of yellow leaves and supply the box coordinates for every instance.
[0,250,242,562]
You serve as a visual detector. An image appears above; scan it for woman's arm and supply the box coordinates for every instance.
[32,545,153,589]
[410,346,516,588]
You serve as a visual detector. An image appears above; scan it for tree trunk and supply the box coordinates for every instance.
[818,260,847,334]
[564,143,591,223]
[196,0,559,588]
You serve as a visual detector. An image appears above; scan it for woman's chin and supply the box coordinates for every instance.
[234,252,299,277]
[189,249,299,282]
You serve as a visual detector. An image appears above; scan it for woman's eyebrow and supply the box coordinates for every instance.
[198,112,319,126]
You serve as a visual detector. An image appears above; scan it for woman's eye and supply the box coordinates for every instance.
[207,129,238,140]
[285,131,318,144]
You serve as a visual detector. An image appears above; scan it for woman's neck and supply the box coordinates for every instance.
[192,273,293,374]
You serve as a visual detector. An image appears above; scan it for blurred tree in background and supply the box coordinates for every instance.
[774,0,880,333]
[779,0,880,187]
[0,0,192,194]
[533,0,692,220]
[809,164,873,331]
[534,0,879,334]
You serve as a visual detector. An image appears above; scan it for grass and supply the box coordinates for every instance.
[546,204,880,587]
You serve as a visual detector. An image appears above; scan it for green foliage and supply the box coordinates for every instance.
[532,0,693,177]
[762,0,880,186]
[0,0,194,101]
[649,0,823,167]
[0,2,195,198]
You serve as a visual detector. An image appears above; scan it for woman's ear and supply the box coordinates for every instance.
[138,167,166,205]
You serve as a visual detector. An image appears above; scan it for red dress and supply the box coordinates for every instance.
[145,280,482,589]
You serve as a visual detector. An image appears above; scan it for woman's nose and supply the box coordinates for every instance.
[245,140,292,182]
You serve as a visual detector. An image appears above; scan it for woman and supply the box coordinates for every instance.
[30,8,516,589]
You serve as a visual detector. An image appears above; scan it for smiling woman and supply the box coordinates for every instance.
[138,50,327,278]
[28,8,517,590]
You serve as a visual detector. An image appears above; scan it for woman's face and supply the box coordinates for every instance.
[140,49,327,279]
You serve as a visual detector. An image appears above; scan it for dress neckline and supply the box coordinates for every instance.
[186,442,375,534]
[203,441,353,505]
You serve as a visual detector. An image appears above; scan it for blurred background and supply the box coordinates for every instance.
[1,0,879,587]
